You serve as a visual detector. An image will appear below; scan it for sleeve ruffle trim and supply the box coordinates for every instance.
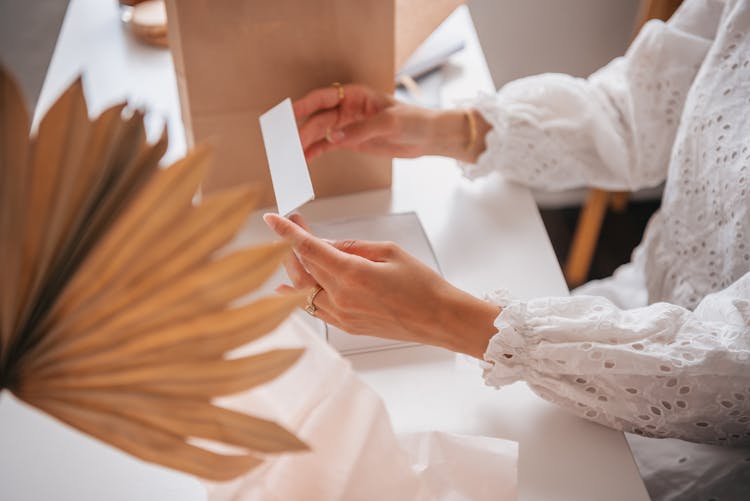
[457,92,510,180]
[480,289,537,388]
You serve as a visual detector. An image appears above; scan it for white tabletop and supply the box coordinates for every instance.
[0,1,648,500]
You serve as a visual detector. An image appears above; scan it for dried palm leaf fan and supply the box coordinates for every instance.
[0,65,308,481]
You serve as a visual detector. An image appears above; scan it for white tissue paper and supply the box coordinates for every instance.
[207,314,518,501]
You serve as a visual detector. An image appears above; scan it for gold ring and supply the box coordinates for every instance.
[305,285,323,315]
[332,82,344,102]
[325,127,333,143]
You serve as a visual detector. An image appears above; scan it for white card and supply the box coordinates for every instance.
[259,98,314,215]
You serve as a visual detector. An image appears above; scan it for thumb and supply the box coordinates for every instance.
[332,239,400,262]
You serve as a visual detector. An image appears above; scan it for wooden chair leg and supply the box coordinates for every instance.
[610,191,629,213]
[564,188,610,288]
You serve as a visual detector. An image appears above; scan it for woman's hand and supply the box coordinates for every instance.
[294,84,431,160]
[264,213,500,359]
[293,84,490,163]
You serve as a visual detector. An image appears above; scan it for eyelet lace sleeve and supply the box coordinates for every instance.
[460,0,723,192]
[481,272,750,445]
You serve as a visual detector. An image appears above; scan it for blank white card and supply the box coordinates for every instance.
[259,98,314,215]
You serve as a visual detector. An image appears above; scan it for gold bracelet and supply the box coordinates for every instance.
[464,109,477,152]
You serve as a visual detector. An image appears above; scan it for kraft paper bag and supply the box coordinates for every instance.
[207,313,518,501]
[165,0,462,208]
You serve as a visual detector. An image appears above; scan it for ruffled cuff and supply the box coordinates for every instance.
[480,289,538,388]
[456,92,510,180]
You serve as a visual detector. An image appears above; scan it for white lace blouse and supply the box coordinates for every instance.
[468,0,750,446]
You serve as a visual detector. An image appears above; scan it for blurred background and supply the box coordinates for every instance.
[0,0,641,129]
[471,0,639,88]
[0,0,661,287]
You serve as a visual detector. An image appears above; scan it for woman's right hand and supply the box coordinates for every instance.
[264,213,501,359]
[293,83,436,160]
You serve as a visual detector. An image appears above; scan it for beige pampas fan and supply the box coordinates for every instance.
[0,65,308,481]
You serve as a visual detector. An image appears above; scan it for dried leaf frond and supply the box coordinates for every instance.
[0,66,307,481]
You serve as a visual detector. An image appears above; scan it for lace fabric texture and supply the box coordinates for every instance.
[470,0,750,446]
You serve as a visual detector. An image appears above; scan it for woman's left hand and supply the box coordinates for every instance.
[293,83,434,161]
[264,213,500,359]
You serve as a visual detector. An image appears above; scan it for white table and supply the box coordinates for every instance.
[0,1,649,500]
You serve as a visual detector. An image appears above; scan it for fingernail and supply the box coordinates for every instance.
[329,130,345,143]
[263,213,275,226]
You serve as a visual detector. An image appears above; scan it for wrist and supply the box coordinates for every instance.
[433,284,501,359]
[426,109,469,160]
[426,109,490,163]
